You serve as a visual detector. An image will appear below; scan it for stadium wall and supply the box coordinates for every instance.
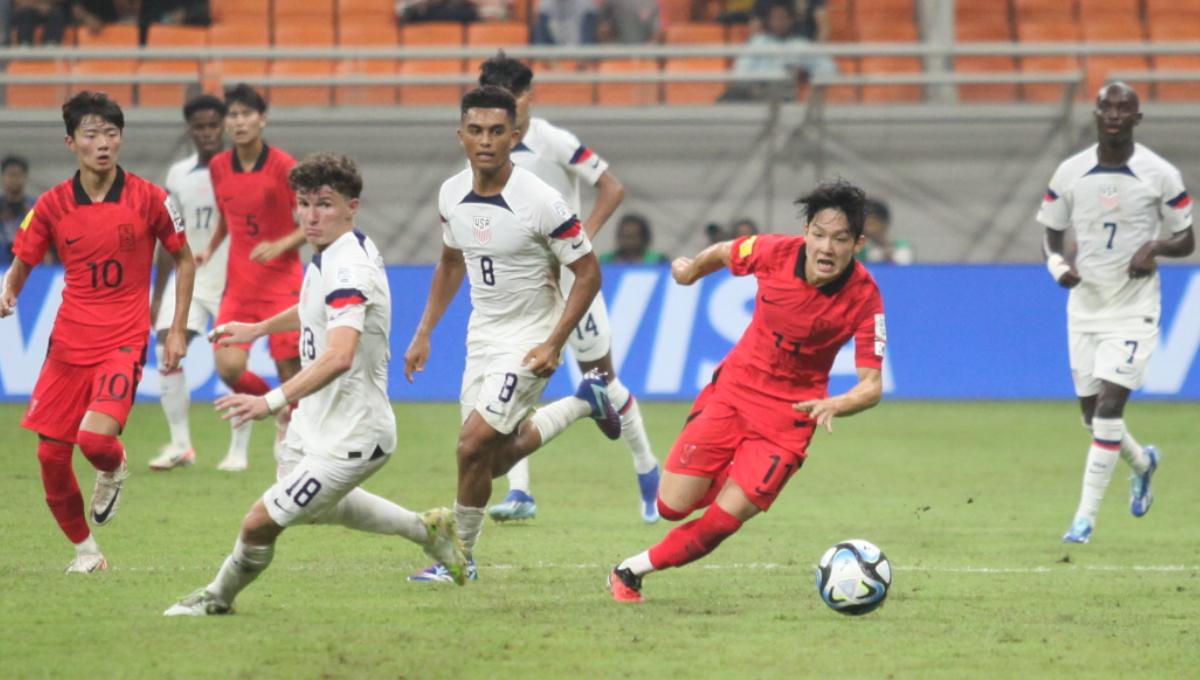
[2,264,1198,403]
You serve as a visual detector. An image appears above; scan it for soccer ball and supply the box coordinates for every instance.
[815,539,892,616]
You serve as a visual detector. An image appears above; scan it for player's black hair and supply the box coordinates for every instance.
[289,152,363,200]
[460,85,517,122]
[479,51,534,96]
[223,83,268,114]
[183,94,227,121]
[795,179,868,238]
[864,198,890,224]
[1,155,29,173]
[620,213,652,245]
[62,91,124,137]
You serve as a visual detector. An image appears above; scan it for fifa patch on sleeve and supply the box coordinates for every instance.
[19,209,35,231]
[551,198,573,223]
[738,235,758,259]
[874,314,887,357]
[164,197,185,233]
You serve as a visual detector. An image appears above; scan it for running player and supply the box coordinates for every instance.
[147,94,228,470]
[608,180,886,602]
[195,84,304,471]
[405,86,620,583]
[164,153,467,616]
[1040,82,1194,544]
[0,92,194,573]
[479,54,661,524]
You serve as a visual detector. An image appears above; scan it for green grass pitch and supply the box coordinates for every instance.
[1,400,1197,679]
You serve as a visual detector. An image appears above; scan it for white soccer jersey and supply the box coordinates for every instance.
[1037,142,1193,332]
[439,165,593,352]
[512,118,609,214]
[285,229,396,460]
[164,153,228,296]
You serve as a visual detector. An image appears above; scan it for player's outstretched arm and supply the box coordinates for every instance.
[161,243,197,371]
[794,367,883,433]
[582,170,625,239]
[525,251,602,377]
[1044,228,1081,288]
[672,240,733,286]
[405,244,466,382]
[1130,226,1194,277]
[251,227,307,263]
[210,305,300,346]
[0,257,33,318]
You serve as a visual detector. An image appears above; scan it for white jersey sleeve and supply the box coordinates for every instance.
[1158,167,1193,233]
[538,191,593,266]
[322,258,372,333]
[438,181,462,249]
[541,121,609,187]
[1037,160,1072,231]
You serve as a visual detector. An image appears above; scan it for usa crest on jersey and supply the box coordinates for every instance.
[473,215,492,244]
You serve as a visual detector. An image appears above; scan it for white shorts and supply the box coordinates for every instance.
[559,266,612,362]
[459,348,550,435]
[1069,327,1159,396]
[263,444,389,527]
[154,275,223,334]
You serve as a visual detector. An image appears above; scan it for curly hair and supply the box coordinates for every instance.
[479,51,534,96]
[288,152,363,200]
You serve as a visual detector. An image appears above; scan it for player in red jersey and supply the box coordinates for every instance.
[195,84,304,471]
[607,180,886,602]
[0,92,194,573]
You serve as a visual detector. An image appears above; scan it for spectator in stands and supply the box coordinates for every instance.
[731,217,758,237]
[598,0,661,44]
[722,1,836,101]
[1,155,37,266]
[12,0,69,45]
[703,222,725,245]
[72,0,139,35]
[137,1,210,44]
[398,0,480,24]
[600,213,669,264]
[534,0,598,46]
[753,0,828,42]
[858,198,914,265]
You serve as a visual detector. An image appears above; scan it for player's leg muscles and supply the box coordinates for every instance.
[1078,395,1097,427]
[657,471,715,520]
[214,345,264,391]
[205,500,282,606]
[1094,381,1131,419]
[157,329,196,453]
[457,413,506,506]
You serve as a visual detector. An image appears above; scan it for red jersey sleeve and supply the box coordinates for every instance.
[11,195,56,266]
[728,233,789,277]
[853,283,886,370]
[146,182,187,252]
[274,153,297,217]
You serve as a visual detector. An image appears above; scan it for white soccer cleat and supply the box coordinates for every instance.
[91,458,130,525]
[419,508,469,586]
[149,444,196,471]
[163,589,232,617]
[216,453,248,472]
[65,552,108,574]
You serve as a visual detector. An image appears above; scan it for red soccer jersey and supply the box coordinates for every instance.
[12,167,186,365]
[208,144,302,300]
[714,233,886,438]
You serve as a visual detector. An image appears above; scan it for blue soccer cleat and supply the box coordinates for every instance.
[408,557,478,584]
[1130,445,1160,518]
[637,466,661,524]
[1062,516,1093,544]
[576,369,621,440]
[488,490,537,522]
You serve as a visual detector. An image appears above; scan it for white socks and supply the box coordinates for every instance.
[74,534,100,556]
[1119,427,1150,475]
[156,345,191,450]
[505,457,531,494]
[207,537,274,605]
[1074,417,1123,523]
[316,488,427,543]
[454,501,485,554]
[618,550,655,577]
[529,396,590,444]
[609,379,657,475]
[225,420,252,466]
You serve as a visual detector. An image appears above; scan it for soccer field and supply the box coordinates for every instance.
[1,400,1197,679]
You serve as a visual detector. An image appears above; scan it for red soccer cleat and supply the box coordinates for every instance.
[608,566,644,603]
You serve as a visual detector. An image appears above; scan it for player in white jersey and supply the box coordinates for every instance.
[147,95,232,471]
[164,153,468,616]
[405,87,621,583]
[1039,83,1195,544]
[479,54,662,524]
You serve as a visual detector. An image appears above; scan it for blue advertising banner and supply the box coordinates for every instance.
[2,264,1198,402]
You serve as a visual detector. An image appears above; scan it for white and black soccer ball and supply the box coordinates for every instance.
[815,539,892,616]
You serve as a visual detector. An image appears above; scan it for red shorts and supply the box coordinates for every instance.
[22,347,147,444]
[216,293,300,361]
[665,387,813,511]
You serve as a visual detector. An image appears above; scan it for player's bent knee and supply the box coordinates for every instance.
[657,497,690,521]
[241,501,284,544]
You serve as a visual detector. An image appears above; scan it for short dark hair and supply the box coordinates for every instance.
[2,155,29,173]
[620,213,652,244]
[479,52,534,96]
[183,94,227,121]
[289,152,363,200]
[865,198,890,224]
[62,91,124,137]
[460,85,516,121]
[224,83,267,114]
[794,179,868,237]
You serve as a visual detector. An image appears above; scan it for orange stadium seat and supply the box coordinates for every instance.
[532,60,594,106]
[1078,0,1139,23]
[826,0,856,41]
[466,21,530,74]
[1148,19,1200,101]
[271,24,336,106]
[75,25,139,105]
[1081,21,1147,98]
[725,23,752,45]
[596,59,659,106]
[854,0,914,23]
[206,22,270,93]
[665,23,724,44]
[664,57,725,104]
[5,60,70,108]
[211,0,270,23]
[276,0,335,23]
[1017,21,1082,102]
[1014,0,1076,22]
[337,22,400,105]
[398,23,464,105]
[138,25,207,108]
[661,0,695,24]
[857,22,923,103]
[1146,0,1200,19]
[955,19,1018,102]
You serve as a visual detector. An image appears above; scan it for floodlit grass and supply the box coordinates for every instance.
[1,401,1197,679]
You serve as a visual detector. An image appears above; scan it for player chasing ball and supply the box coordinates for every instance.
[608,180,887,603]
[165,153,467,616]
[1,92,195,573]
[1039,82,1194,544]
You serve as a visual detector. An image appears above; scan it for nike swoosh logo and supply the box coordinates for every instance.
[485,405,505,416]
[590,159,600,169]
[66,237,82,245]
[590,384,609,414]
[273,497,288,511]
[92,489,120,523]
[571,239,584,249]
[760,295,779,305]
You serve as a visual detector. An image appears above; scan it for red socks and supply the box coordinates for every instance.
[656,465,732,522]
[37,439,90,543]
[657,497,689,521]
[231,370,270,396]
[648,503,744,570]
[76,431,124,472]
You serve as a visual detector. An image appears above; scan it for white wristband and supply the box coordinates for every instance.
[264,388,289,413]
[1046,253,1071,281]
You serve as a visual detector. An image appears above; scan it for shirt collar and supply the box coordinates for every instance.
[73,167,126,205]
[232,144,270,173]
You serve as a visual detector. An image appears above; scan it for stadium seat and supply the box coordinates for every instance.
[271,24,336,106]
[206,22,270,93]
[465,22,530,74]
[398,23,464,106]
[661,0,694,24]
[1017,20,1082,101]
[5,59,70,108]
[1078,0,1139,23]
[665,23,724,45]
[75,25,140,105]
[1148,19,1200,101]
[955,19,1018,102]
[339,0,395,22]
[826,0,856,41]
[138,25,207,108]
[854,0,914,23]
[596,59,660,106]
[336,22,400,105]
[857,22,923,103]
[1146,0,1200,20]
[1013,0,1076,22]
[664,57,725,104]
[1081,22,1147,99]
[725,23,751,45]
[532,60,594,106]
[275,0,335,24]
[210,0,270,23]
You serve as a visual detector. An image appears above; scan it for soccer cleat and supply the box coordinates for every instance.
[637,466,661,524]
[163,589,232,617]
[487,490,537,522]
[1130,446,1160,518]
[149,444,195,471]
[576,369,621,440]
[216,453,248,472]
[419,508,469,586]
[1062,516,1093,544]
[65,553,108,574]
[608,566,644,603]
[91,457,129,526]
[408,557,478,584]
